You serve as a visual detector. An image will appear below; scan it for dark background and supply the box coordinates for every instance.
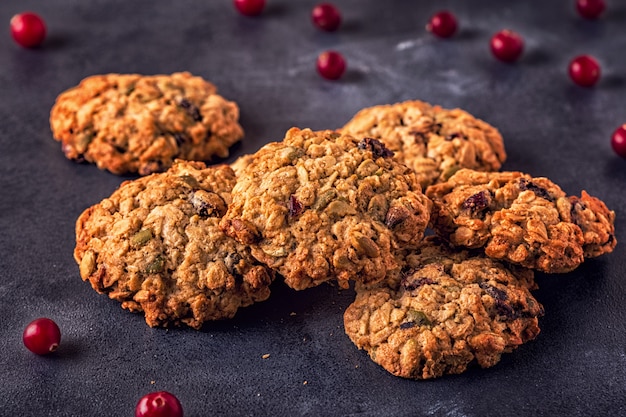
[1,1,625,416]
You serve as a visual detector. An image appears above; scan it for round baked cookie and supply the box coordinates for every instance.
[50,72,244,175]
[220,127,432,290]
[74,160,274,329]
[344,237,543,380]
[426,169,616,273]
[340,100,506,189]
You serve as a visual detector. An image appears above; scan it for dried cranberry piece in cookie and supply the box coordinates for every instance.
[461,190,491,213]
[358,137,394,158]
[479,282,519,320]
[289,195,305,217]
[178,98,202,122]
[401,275,435,291]
[518,178,554,201]
[189,190,227,218]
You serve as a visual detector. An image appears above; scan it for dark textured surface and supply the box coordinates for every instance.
[1,1,625,416]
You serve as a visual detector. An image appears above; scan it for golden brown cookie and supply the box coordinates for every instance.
[74,160,273,329]
[220,127,432,290]
[51,72,243,175]
[344,237,543,380]
[340,100,506,188]
[426,169,616,273]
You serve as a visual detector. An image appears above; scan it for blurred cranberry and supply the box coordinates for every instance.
[10,12,46,48]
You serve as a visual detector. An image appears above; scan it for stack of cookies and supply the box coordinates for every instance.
[55,73,616,380]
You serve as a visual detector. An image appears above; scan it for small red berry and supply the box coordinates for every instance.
[611,125,626,158]
[316,50,346,80]
[10,12,47,48]
[233,0,266,17]
[426,10,458,38]
[576,0,606,19]
[23,318,61,355]
[136,391,183,417]
[568,55,601,87]
[312,3,342,32]
[490,30,524,63]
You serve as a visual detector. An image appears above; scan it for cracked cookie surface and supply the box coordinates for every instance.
[340,100,506,189]
[344,237,543,380]
[51,72,243,175]
[220,127,432,290]
[426,169,616,273]
[74,160,273,329]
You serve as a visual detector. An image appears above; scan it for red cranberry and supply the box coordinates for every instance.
[316,50,346,80]
[490,30,524,63]
[426,11,458,38]
[568,55,601,87]
[576,0,606,19]
[135,391,183,417]
[23,318,61,355]
[312,3,342,32]
[10,12,46,48]
[233,0,266,16]
[611,125,626,158]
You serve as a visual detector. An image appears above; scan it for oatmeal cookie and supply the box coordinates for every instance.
[426,169,616,273]
[220,127,432,290]
[50,72,244,175]
[340,100,506,188]
[74,160,273,329]
[344,237,543,380]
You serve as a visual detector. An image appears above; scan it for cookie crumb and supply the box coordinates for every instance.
[290,312,297,316]
[303,381,308,385]
[262,353,270,359]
